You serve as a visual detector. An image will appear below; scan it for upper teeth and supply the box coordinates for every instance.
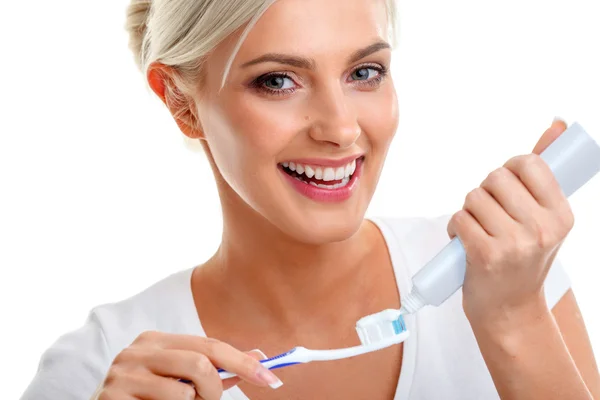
[282,160,357,181]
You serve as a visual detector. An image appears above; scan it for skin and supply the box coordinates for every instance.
[95,0,600,398]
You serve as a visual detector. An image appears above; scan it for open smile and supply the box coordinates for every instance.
[278,156,364,202]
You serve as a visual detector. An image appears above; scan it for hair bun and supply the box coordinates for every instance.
[125,0,152,70]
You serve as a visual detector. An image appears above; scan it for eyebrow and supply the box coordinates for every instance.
[240,40,391,70]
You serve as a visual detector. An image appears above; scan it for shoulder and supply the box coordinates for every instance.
[21,267,197,400]
[89,267,199,356]
[370,213,453,273]
[371,213,452,246]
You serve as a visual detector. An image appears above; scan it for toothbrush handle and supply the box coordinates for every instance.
[217,348,303,380]
[410,122,600,308]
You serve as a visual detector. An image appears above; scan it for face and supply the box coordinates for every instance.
[195,0,398,244]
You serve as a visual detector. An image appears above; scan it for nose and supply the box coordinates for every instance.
[308,86,361,148]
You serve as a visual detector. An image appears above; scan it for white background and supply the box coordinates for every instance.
[1,0,599,398]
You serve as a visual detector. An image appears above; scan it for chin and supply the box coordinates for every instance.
[279,208,367,245]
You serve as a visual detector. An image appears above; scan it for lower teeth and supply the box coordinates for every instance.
[294,176,351,189]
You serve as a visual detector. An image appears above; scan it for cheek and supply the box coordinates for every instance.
[202,93,302,181]
[357,84,399,148]
[225,94,304,155]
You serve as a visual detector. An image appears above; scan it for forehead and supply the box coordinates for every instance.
[206,0,390,79]
[240,0,389,57]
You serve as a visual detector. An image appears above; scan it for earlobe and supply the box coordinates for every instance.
[146,62,206,140]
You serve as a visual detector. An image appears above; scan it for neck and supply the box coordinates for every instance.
[205,190,379,330]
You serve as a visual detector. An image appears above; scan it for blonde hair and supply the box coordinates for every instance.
[125,0,398,93]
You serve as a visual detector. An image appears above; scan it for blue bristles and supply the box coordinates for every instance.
[392,314,407,334]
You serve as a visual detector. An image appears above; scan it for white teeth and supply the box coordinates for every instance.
[307,176,350,189]
[305,165,315,178]
[323,167,335,181]
[282,159,359,182]
[315,167,323,180]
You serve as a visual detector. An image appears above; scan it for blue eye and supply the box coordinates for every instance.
[351,67,378,81]
[263,75,295,90]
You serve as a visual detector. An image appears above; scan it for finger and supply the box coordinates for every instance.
[503,154,566,210]
[223,349,268,390]
[151,335,280,388]
[96,389,138,400]
[447,209,490,243]
[143,350,224,399]
[448,209,497,268]
[109,371,197,400]
[532,118,567,155]
[462,187,516,237]
[480,166,540,224]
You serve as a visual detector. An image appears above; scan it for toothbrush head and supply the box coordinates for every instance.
[355,309,407,346]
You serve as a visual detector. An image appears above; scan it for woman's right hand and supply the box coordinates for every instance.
[93,331,282,400]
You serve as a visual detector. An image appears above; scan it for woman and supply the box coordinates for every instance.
[22,0,600,399]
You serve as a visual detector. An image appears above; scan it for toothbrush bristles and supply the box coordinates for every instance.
[355,309,407,346]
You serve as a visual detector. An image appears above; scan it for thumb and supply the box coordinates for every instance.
[532,118,568,155]
[222,349,268,390]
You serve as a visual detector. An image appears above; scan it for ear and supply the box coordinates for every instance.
[147,62,205,140]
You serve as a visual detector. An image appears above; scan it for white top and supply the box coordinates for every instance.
[21,214,571,400]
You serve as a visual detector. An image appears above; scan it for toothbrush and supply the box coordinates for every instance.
[216,312,408,379]
[362,121,600,330]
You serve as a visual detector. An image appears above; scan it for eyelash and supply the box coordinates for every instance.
[249,64,389,97]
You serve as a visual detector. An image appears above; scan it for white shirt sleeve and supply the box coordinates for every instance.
[21,309,111,400]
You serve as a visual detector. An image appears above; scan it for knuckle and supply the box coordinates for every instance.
[464,188,480,204]
[103,365,130,388]
[241,355,260,376]
[524,153,542,167]
[192,354,215,378]
[505,154,523,167]
[97,388,122,400]
[179,384,197,400]
[486,167,509,185]
[480,245,503,266]
[201,337,223,358]
[112,347,138,365]
[531,222,555,249]
[558,207,575,231]
[516,236,538,256]
[135,330,161,345]
[452,209,467,222]
[448,212,462,234]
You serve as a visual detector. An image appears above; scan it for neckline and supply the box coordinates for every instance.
[181,217,417,399]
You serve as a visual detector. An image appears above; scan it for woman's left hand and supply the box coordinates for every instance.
[447,119,575,327]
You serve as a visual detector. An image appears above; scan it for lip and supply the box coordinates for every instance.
[279,157,364,203]
[281,154,364,168]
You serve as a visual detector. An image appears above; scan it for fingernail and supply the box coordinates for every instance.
[256,367,283,389]
[249,349,268,360]
[552,116,565,125]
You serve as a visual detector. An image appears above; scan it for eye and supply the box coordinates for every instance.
[249,72,298,96]
[351,67,379,81]
[263,74,295,90]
